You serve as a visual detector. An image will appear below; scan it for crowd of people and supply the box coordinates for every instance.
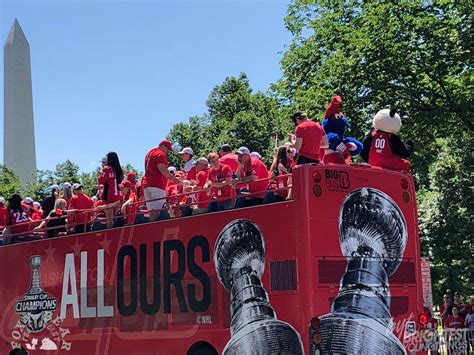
[420,292,474,354]
[0,111,331,243]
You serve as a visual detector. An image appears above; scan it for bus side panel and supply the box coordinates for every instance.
[0,203,306,354]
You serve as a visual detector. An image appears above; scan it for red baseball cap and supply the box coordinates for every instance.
[160,139,173,151]
[127,171,136,179]
[119,180,132,189]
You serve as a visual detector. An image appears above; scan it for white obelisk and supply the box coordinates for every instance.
[4,19,37,185]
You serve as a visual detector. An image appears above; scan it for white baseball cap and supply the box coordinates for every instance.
[23,197,34,205]
[195,157,209,165]
[250,152,262,160]
[178,147,194,155]
[33,201,41,208]
[0,197,5,204]
[168,166,177,174]
[62,182,72,189]
[236,147,251,155]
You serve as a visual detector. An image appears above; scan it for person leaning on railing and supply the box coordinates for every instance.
[234,147,269,208]
[205,152,234,212]
[35,198,68,238]
[264,145,296,203]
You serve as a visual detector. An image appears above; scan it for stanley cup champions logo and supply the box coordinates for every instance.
[314,188,408,354]
[15,256,57,332]
[214,219,304,355]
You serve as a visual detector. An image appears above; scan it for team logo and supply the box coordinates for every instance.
[15,256,57,332]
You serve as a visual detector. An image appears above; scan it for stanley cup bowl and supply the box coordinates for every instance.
[30,255,41,270]
[214,219,265,291]
[338,188,407,276]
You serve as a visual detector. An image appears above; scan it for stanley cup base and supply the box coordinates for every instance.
[224,319,304,355]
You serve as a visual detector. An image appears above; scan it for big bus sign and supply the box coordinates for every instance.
[0,165,427,354]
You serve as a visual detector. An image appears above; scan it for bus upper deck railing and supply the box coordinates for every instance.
[0,174,293,244]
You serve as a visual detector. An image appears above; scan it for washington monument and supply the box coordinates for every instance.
[4,19,37,185]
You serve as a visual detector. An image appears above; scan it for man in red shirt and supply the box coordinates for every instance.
[234,147,269,208]
[69,183,94,234]
[290,112,328,164]
[219,144,239,173]
[206,153,234,212]
[120,181,138,225]
[142,139,182,221]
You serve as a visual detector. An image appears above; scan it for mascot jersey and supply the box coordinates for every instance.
[361,131,412,172]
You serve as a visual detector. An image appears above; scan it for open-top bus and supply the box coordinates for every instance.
[0,163,426,354]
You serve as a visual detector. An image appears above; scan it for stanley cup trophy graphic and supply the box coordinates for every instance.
[29,255,44,295]
[214,220,304,355]
[315,188,408,354]
[15,255,57,333]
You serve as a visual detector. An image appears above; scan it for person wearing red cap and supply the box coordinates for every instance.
[289,112,328,164]
[119,180,138,225]
[142,140,182,221]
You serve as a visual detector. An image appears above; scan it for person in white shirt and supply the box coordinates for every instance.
[179,147,196,180]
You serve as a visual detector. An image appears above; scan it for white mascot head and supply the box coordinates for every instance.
[373,108,401,134]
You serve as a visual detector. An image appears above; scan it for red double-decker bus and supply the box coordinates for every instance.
[0,164,425,354]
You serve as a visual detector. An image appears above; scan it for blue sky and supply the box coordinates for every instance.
[1,0,292,173]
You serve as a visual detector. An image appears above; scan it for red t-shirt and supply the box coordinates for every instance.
[98,166,121,203]
[142,147,168,190]
[121,191,138,224]
[195,170,210,208]
[220,153,239,172]
[31,210,42,221]
[238,158,269,198]
[295,120,324,161]
[444,316,465,329]
[208,164,233,199]
[186,166,197,181]
[0,206,8,226]
[70,193,94,224]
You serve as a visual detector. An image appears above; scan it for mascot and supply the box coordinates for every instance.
[360,108,414,172]
[321,96,363,164]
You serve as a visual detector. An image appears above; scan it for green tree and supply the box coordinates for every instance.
[0,165,21,199]
[417,134,473,301]
[278,0,472,186]
[23,169,55,202]
[168,73,288,166]
[54,160,80,183]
